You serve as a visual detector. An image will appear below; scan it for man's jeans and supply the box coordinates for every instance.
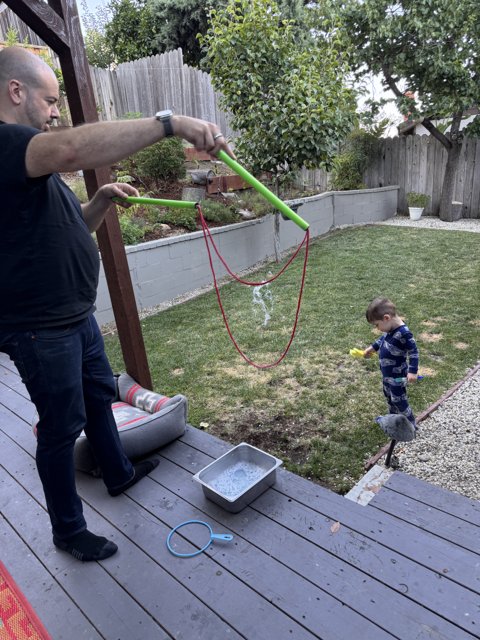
[0,314,133,539]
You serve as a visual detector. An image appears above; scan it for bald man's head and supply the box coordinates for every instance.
[0,46,60,130]
[0,46,55,89]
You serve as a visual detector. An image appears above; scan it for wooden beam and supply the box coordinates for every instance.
[3,0,69,51]
[6,0,152,388]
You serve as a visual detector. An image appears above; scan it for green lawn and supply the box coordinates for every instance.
[104,224,480,493]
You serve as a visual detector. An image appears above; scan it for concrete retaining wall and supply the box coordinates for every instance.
[95,186,398,327]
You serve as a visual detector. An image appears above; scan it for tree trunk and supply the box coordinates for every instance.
[273,176,281,262]
[439,142,462,221]
[439,113,463,222]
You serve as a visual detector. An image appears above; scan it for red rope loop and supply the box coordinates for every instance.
[197,204,309,369]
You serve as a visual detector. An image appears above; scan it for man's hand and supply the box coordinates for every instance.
[171,115,235,159]
[82,182,140,232]
[97,182,140,207]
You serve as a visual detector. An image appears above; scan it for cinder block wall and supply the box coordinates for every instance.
[95,186,398,327]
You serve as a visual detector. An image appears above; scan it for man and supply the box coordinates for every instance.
[0,46,232,561]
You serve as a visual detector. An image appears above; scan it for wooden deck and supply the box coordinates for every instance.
[1,352,479,640]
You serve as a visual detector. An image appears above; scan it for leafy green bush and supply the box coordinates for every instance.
[330,129,381,191]
[159,208,197,231]
[236,190,273,217]
[406,192,430,208]
[126,137,186,186]
[199,199,239,224]
[119,214,145,245]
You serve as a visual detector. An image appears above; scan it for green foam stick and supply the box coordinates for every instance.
[112,196,197,209]
[217,149,309,231]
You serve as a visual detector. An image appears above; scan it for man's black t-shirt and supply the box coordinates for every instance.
[0,123,99,329]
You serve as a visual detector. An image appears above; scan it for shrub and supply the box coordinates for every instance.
[119,214,145,245]
[330,129,381,191]
[406,192,430,208]
[199,199,239,224]
[236,190,273,217]
[159,208,197,231]
[125,137,186,186]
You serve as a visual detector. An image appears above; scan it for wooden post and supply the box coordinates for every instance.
[4,0,152,388]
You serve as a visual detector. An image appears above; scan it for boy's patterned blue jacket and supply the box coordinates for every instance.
[371,324,419,379]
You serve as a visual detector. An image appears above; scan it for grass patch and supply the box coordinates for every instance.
[104,225,480,493]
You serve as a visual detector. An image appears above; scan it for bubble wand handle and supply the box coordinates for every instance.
[112,196,197,209]
[216,150,309,231]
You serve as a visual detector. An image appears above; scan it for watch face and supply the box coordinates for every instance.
[157,110,172,120]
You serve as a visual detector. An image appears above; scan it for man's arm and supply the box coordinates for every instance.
[81,183,140,232]
[25,115,232,178]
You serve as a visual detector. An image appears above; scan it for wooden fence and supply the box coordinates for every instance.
[89,49,234,139]
[297,135,480,218]
[0,8,45,46]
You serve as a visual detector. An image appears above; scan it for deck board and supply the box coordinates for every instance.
[1,352,479,640]
[368,477,480,551]
[372,471,480,525]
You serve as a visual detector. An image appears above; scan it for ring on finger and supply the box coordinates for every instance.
[213,132,224,140]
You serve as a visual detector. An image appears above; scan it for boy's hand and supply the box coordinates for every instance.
[363,346,375,358]
[407,373,418,383]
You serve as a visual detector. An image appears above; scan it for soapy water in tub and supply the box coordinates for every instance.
[208,461,265,498]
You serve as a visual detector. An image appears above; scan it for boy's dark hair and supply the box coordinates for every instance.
[366,297,397,322]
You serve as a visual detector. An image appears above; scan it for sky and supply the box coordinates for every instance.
[76,0,107,25]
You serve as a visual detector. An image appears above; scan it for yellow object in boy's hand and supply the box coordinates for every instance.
[349,348,365,358]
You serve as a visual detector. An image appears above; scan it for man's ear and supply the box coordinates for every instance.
[8,79,23,105]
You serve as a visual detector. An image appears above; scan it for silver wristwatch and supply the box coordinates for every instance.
[155,109,174,137]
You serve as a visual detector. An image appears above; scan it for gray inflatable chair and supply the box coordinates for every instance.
[74,373,187,475]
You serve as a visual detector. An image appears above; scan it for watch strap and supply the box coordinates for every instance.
[155,110,174,137]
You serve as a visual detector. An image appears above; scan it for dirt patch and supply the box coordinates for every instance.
[453,342,469,350]
[419,332,443,343]
[419,366,436,377]
[207,410,324,466]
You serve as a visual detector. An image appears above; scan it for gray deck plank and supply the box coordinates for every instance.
[159,438,479,639]
[368,484,480,552]
[0,513,102,640]
[377,471,480,526]
[0,353,18,375]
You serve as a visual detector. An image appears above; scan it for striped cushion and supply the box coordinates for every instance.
[73,373,187,475]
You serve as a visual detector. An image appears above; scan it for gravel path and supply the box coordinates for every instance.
[377,214,480,233]
[375,214,480,501]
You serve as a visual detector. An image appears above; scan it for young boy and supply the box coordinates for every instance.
[363,297,419,429]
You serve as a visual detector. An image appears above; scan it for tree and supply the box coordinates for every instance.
[104,0,158,63]
[332,0,480,221]
[80,0,115,68]
[201,0,356,259]
[201,0,356,179]
[149,0,221,68]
